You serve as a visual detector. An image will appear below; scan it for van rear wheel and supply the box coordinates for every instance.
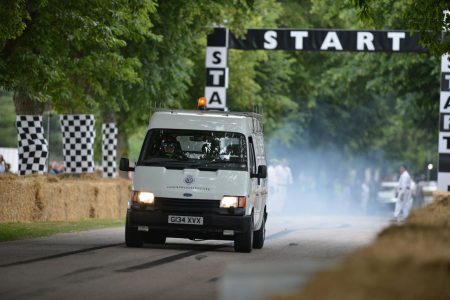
[125,216,143,248]
[234,216,253,253]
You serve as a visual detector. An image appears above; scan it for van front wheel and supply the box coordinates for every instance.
[234,216,253,253]
[253,214,265,249]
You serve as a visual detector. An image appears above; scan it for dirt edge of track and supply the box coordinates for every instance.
[272,192,450,300]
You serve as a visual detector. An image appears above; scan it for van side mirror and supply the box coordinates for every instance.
[251,165,267,178]
[119,157,135,172]
[257,165,267,178]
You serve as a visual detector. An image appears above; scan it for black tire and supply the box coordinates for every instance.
[144,231,166,244]
[234,215,253,253]
[253,213,266,249]
[125,216,143,248]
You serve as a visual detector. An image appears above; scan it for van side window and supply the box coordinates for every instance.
[256,134,265,166]
[248,137,256,174]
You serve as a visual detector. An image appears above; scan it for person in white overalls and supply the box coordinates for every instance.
[274,158,293,213]
[394,164,413,221]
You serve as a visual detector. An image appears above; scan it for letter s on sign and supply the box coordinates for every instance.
[212,51,222,64]
[264,30,277,50]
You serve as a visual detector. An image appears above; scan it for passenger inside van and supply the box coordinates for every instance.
[201,140,220,160]
[226,144,241,162]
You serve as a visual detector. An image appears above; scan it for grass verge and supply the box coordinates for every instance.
[0,218,125,242]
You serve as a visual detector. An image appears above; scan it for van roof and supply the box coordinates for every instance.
[152,108,262,119]
[148,109,263,135]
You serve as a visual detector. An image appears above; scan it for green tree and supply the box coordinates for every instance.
[266,0,440,177]
[186,0,299,140]
[0,0,156,172]
[351,0,450,57]
[112,0,262,158]
[0,0,156,114]
[0,92,16,147]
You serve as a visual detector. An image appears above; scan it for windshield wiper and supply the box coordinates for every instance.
[139,159,242,170]
[188,160,234,169]
[139,159,186,166]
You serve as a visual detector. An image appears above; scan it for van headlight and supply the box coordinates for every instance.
[220,196,246,208]
[131,191,155,204]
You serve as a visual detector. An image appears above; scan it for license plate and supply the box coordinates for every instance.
[168,215,203,225]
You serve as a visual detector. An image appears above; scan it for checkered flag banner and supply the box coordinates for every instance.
[60,115,96,174]
[102,123,118,178]
[16,115,48,175]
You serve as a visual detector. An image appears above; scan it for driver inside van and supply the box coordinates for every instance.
[160,136,185,160]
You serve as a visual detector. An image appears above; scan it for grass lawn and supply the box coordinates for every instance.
[0,218,125,242]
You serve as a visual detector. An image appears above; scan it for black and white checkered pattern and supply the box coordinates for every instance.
[16,115,48,175]
[102,123,118,178]
[60,115,96,174]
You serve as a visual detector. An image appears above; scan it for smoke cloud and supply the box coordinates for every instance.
[265,139,397,218]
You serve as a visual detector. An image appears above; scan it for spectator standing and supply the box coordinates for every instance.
[361,180,370,214]
[394,164,413,221]
[274,158,293,213]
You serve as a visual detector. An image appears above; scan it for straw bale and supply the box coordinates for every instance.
[0,174,130,222]
[406,192,450,227]
[271,192,450,300]
[0,174,39,222]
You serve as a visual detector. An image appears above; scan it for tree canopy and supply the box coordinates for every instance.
[0,0,443,179]
[0,0,156,114]
[350,0,450,57]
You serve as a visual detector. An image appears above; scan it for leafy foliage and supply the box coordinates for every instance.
[351,0,450,57]
[0,0,442,179]
[0,0,156,111]
[262,0,439,177]
[0,93,16,147]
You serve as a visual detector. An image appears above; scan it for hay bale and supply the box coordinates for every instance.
[38,178,93,221]
[272,255,450,300]
[271,191,450,300]
[0,174,131,222]
[93,181,130,219]
[407,192,450,227]
[273,228,450,300]
[0,174,39,222]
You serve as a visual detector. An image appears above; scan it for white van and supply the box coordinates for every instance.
[119,109,268,252]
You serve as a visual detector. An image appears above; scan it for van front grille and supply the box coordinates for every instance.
[154,197,220,213]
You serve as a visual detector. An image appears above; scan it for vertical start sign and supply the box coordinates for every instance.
[438,54,450,191]
[205,28,228,110]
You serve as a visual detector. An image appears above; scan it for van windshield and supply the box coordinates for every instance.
[138,129,247,171]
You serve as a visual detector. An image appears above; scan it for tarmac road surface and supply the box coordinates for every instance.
[0,215,390,300]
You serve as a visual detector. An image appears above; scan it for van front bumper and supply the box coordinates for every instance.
[127,209,251,240]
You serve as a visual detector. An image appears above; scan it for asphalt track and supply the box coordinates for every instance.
[0,215,390,300]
